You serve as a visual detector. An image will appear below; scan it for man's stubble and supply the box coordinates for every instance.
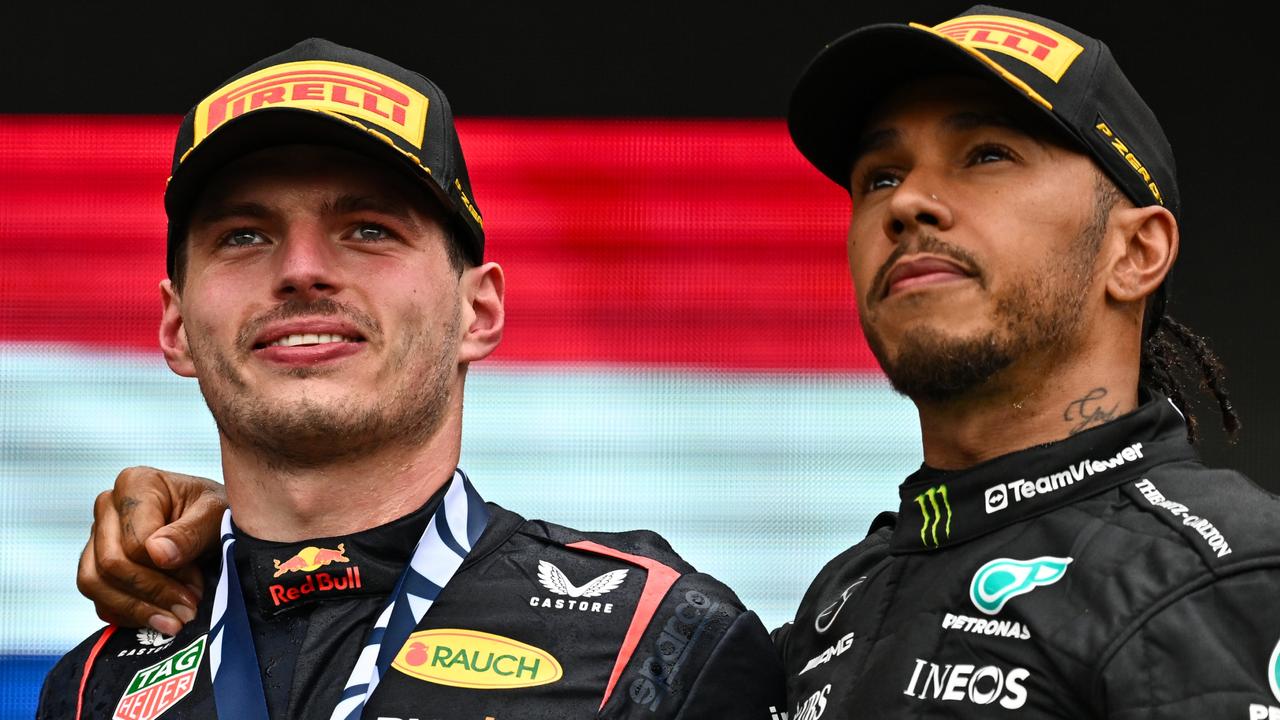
[861,188,1111,405]
[186,296,460,471]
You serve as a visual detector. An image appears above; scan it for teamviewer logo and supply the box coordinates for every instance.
[985,484,1009,514]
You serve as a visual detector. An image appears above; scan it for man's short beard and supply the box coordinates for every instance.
[862,185,1110,405]
[188,298,460,471]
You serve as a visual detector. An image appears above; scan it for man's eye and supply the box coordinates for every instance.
[221,229,267,247]
[969,144,1013,165]
[351,224,393,242]
[858,170,901,194]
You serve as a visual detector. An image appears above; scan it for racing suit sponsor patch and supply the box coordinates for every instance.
[814,576,866,634]
[792,684,831,720]
[113,635,206,720]
[799,632,855,674]
[902,658,1030,709]
[941,612,1031,640]
[1133,479,1233,558]
[985,442,1143,513]
[629,589,727,711]
[391,629,563,690]
[529,559,626,614]
[969,556,1071,615]
[116,629,174,658]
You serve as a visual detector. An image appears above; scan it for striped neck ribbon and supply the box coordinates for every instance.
[208,469,490,720]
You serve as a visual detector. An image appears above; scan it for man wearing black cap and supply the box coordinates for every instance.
[61,6,1280,719]
[774,5,1280,717]
[37,38,784,719]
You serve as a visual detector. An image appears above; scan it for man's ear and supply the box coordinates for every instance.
[457,262,505,364]
[158,280,197,377]
[1105,204,1179,305]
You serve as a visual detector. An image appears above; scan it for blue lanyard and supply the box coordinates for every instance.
[208,470,490,720]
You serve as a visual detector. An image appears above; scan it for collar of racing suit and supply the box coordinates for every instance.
[231,491,441,617]
[891,391,1201,553]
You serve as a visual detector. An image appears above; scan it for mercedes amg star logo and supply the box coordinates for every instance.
[537,561,629,598]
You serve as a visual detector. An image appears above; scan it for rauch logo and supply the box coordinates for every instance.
[391,628,562,690]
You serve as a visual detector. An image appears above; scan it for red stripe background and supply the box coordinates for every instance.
[0,116,877,370]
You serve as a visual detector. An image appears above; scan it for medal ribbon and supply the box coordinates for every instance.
[208,469,490,720]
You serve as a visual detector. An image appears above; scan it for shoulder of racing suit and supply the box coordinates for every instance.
[476,503,787,719]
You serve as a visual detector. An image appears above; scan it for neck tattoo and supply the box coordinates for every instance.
[1063,387,1120,435]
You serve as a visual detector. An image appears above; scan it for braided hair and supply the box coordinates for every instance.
[1140,313,1241,444]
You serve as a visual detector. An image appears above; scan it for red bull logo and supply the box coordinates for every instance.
[268,543,364,607]
[192,60,429,150]
[925,14,1085,82]
[273,543,350,577]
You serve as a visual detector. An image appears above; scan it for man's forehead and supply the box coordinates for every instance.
[851,75,1076,160]
[860,75,1042,138]
[190,145,432,222]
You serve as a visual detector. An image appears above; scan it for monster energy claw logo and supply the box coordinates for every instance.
[915,485,952,548]
[970,557,1072,615]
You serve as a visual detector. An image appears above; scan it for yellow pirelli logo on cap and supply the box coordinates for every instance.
[929,14,1085,82]
[193,60,429,150]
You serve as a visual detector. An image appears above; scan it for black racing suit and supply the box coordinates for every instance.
[774,394,1280,718]
[40,488,785,719]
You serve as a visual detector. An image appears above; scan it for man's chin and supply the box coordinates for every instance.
[867,326,1014,405]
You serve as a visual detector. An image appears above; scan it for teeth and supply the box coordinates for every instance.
[268,333,354,348]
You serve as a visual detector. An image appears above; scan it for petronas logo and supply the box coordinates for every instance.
[914,485,952,548]
[970,557,1072,615]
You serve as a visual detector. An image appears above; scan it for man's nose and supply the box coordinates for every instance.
[882,171,954,241]
[273,230,342,300]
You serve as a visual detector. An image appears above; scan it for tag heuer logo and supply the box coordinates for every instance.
[113,635,205,720]
[970,557,1072,615]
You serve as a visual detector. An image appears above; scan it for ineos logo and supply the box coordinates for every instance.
[814,577,866,634]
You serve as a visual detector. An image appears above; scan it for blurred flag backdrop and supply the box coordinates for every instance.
[0,116,922,716]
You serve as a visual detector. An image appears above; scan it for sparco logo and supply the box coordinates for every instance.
[630,590,723,711]
[985,442,1144,514]
[530,560,627,614]
[903,658,1029,709]
[915,485,952,548]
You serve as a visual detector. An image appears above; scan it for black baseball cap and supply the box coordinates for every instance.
[787,5,1179,220]
[164,37,485,279]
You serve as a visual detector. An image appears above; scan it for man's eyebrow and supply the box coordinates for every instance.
[850,110,1037,170]
[850,127,901,170]
[941,111,1025,135]
[188,201,274,227]
[322,194,418,227]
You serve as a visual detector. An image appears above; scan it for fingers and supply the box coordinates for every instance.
[86,488,200,630]
[78,527,184,635]
[146,474,227,570]
[111,467,177,566]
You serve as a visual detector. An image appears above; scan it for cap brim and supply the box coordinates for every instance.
[164,107,455,230]
[788,23,1074,188]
